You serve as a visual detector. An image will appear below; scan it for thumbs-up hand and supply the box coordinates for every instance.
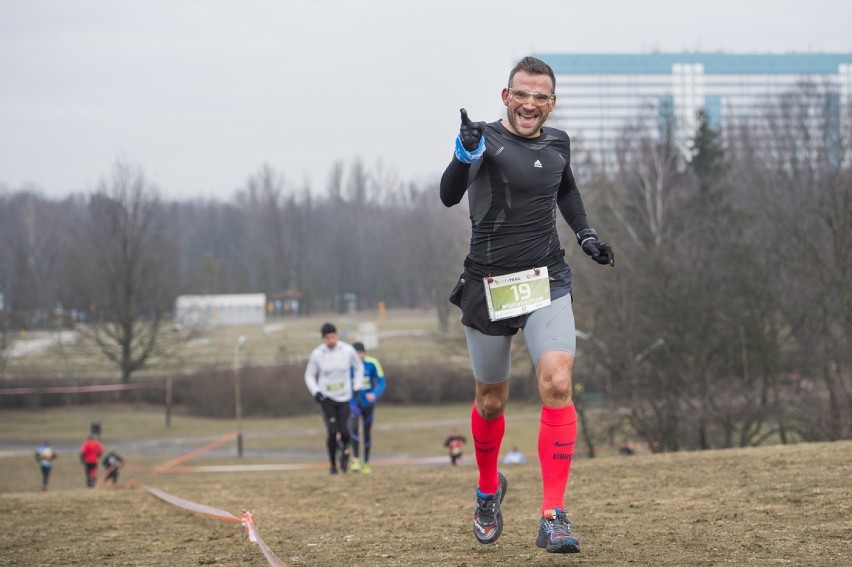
[459,108,487,151]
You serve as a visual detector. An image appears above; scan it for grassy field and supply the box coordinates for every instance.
[0,406,850,566]
[2,308,473,380]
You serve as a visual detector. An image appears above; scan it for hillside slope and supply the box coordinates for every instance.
[1,440,849,566]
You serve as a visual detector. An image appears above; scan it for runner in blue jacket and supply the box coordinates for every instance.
[348,342,386,473]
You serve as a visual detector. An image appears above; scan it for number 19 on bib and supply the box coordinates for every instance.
[483,267,551,321]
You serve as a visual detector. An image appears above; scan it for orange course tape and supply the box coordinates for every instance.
[242,511,288,567]
[142,484,241,523]
[142,485,287,567]
[152,430,239,474]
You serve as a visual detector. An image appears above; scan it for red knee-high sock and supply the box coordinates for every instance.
[538,404,577,514]
[471,402,505,494]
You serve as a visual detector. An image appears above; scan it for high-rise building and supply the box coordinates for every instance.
[535,52,852,168]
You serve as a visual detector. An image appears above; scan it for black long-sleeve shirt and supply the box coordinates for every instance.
[440,121,590,272]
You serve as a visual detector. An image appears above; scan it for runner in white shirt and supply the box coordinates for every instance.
[305,322,365,474]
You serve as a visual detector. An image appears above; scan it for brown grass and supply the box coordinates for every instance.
[1,433,849,566]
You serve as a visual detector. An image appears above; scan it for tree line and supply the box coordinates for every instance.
[1,81,849,449]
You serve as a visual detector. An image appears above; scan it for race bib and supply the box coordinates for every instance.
[483,267,551,321]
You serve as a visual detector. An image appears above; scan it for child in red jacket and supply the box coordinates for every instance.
[79,435,104,487]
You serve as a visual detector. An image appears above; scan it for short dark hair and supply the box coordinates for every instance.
[508,56,556,93]
[320,322,337,337]
[352,342,365,352]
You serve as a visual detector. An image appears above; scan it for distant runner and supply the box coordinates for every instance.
[348,342,386,474]
[304,322,365,475]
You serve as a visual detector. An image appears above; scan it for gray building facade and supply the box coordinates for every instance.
[535,52,852,167]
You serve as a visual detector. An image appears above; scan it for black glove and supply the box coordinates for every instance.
[313,392,326,403]
[459,108,486,151]
[576,228,615,267]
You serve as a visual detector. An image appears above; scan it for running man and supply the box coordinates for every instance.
[304,322,365,475]
[348,342,386,473]
[440,56,615,554]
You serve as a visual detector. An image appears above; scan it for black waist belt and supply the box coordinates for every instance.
[463,249,566,277]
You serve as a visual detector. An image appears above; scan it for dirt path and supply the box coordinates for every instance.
[1,440,849,566]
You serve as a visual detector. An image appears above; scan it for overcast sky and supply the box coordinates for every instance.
[2,0,850,200]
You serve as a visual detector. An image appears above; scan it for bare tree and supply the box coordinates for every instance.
[81,161,180,383]
[738,82,852,440]
[0,190,68,330]
[395,182,468,330]
[581,110,770,453]
[593,120,690,452]
[242,164,297,293]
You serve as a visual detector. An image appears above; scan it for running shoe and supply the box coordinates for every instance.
[350,458,362,472]
[361,463,372,474]
[473,472,507,544]
[329,467,338,475]
[536,508,580,553]
[340,450,350,473]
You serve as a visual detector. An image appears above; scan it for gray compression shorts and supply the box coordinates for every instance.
[463,293,576,383]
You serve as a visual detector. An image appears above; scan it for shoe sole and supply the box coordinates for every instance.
[535,520,580,553]
[474,472,508,545]
[536,537,580,553]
